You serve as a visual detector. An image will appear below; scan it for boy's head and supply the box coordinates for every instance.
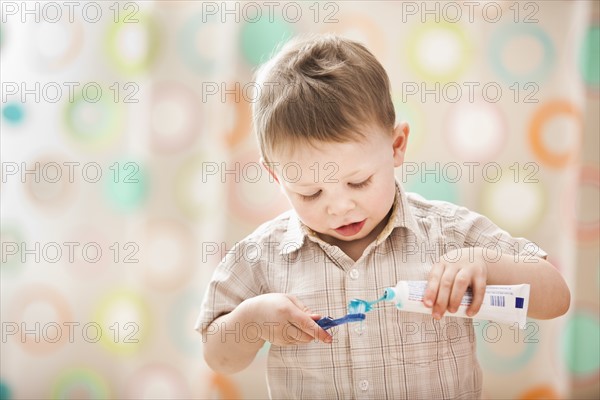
[252,34,410,251]
[253,34,396,162]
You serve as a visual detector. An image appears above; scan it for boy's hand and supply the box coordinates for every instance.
[423,248,488,320]
[245,293,333,346]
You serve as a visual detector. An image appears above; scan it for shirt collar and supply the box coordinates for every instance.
[279,210,308,255]
[280,180,419,255]
[380,181,421,241]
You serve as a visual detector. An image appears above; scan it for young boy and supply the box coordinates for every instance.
[196,34,570,399]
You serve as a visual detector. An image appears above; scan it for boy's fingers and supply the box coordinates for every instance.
[308,320,333,344]
[448,271,470,313]
[298,316,333,343]
[434,266,456,318]
[287,295,312,314]
[284,297,332,344]
[467,277,487,316]
[425,263,444,307]
[283,324,314,344]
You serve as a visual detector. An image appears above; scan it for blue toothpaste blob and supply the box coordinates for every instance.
[348,294,387,314]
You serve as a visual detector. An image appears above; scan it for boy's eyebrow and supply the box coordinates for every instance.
[338,168,367,180]
[292,181,319,187]
[289,168,369,186]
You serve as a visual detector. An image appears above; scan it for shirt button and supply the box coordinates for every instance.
[349,268,359,280]
[359,380,369,391]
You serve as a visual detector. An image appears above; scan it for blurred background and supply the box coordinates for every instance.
[0,1,598,399]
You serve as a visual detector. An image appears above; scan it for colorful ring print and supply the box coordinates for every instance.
[228,150,289,225]
[559,168,579,236]
[63,225,111,280]
[126,364,191,398]
[320,13,386,59]
[168,290,204,355]
[150,82,201,154]
[407,22,472,82]
[223,83,251,149]
[476,319,538,373]
[63,88,124,150]
[34,20,83,70]
[0,225,24,271]
[0,381,11,400]
[489,23,555,84]
[403,172,459,204]
[528,100,582,168]
[178,13,220,74]
[174,154,213,220]
[444,101,507,162]
[579,25,599,89]
[92,288,150,356]
[208,372,241,400]
[104,160,148,213]
[240,15,294,66]
[577,165,600,242]
[2,102,25,125]
[140,218,196,291]
[105,13,159,75]
[51,367,111,399]
[25,155,74,209]
[518,385,560,400]
[561,308,600,385]
[9,285,73,355]
[480,173,547,235]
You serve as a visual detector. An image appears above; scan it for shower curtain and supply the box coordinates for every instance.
[1,1,598,398]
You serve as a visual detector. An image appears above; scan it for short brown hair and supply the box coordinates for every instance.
[252,34,396,161]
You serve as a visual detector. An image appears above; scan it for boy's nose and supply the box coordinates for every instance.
[326,197,356,216]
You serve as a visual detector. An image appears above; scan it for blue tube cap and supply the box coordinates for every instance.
[383,287,396,301]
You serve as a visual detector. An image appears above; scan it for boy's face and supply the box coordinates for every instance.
[266,123,409,247]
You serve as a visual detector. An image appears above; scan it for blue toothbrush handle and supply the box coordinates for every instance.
[316,313,366,330]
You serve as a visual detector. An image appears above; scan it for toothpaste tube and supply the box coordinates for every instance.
[383,281,530,329]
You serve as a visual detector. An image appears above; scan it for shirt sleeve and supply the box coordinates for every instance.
[449,205,548,261]
[194,241,266,337]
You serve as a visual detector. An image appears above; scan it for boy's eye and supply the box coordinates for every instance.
[300,190,322,201]
[349,176,372,189]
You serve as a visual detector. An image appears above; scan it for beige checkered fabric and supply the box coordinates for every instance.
[196,182,546,399]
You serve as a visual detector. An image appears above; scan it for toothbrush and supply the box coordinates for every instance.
[316,313,366,330]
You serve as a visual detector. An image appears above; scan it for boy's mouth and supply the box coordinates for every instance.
[335,219,366,237]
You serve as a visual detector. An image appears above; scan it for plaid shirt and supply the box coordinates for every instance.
[197,182,546,399]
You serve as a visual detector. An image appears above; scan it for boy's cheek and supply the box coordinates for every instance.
[303,211,329,233]
[296,207,319,226]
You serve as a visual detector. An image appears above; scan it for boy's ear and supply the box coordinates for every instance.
[392,122,410,167]
[260,157,279,183]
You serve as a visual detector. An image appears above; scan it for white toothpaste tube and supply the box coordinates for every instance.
[383,281,530,329]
